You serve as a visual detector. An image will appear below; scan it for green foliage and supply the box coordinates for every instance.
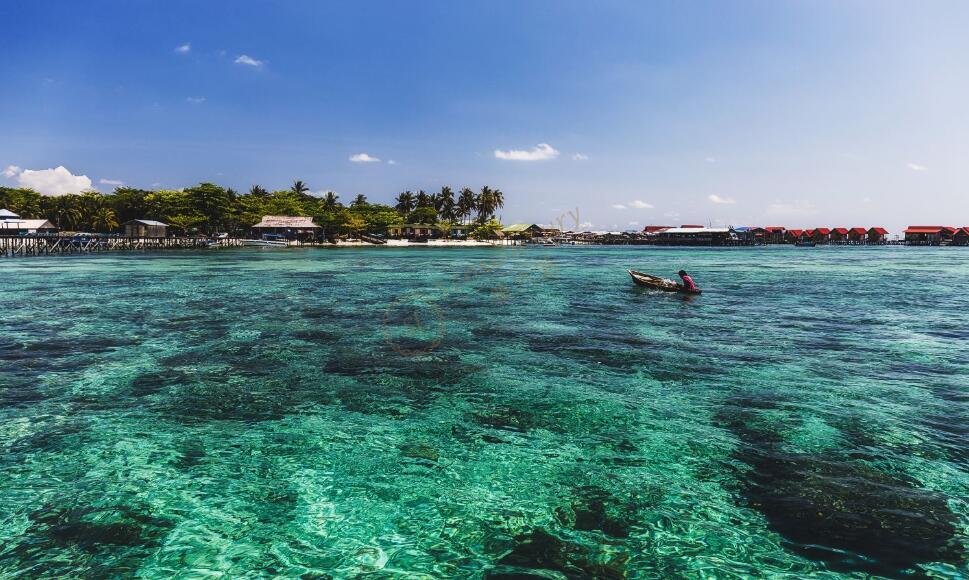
[0,187,43,218]
[1,182,507,236]
[406,207,438,225]
[471,219,503,240]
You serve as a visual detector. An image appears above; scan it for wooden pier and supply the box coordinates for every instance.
[1,236,244,258]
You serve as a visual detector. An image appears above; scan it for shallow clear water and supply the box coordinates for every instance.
[1,246,967,578]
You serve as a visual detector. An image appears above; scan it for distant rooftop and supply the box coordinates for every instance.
[0,209,20,219]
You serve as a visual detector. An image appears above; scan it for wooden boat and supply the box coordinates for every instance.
[627,270,702,294]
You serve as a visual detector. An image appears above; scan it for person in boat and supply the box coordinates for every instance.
[678,270,698,291]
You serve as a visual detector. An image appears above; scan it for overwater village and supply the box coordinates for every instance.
[3,206,968,257]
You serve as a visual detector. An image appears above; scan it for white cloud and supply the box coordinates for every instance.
[387,159,398,165]
[766,199,818,218]
[235,54,264,67]
[2,165,21,178]
[494,143,559,161]
[628,221,639,226]
[907,162,927,171]
[17,166,93,196]
[629,200,653,209]
[572,153,589,161]
[99,178,124,186]
[349,153,381,163]
[579,221,593,229]
[186,96,206,104]
[175,42,191,54]
[611,204,626,209]
[708,194,735,205]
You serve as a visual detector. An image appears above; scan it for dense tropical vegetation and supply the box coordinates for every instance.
[0,182,506,238]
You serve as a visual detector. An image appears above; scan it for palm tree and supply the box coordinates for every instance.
[322,191,340,210]
[457,187,476,224]
[477,186,495,222]
[350,194,368,208]
[91,207,119,233]
[415,190,432,208]
[249,185,269,197]
[395,190,415,215]
[492,187,504,212]
[52,197,82,230]
[438,188,456,222]
[291,180,310,197]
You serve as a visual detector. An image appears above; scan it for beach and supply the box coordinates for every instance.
[1,246,966,577]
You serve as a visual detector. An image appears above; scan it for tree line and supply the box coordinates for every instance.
[0,182,506,238]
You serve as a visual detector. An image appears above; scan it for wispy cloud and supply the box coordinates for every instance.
[907,162,927,171]
[628,221,640,226]
[234,54,264,68]
[186,96,206,104]
[17,166,92,196]
[708,194,735,205]
[629,200,653,209]
[387,159,398,165]
[2,165,21,178]
[579,221,593,229]
[175,42,191,54]
[99,178,124,186]
[611,203,626,209]
[494,143,559,161]
[349,153,380,163]
[572,153,589,161]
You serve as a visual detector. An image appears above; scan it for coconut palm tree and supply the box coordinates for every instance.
[395,190,416,215]
[291,180,310,197]
[91,207,119,233]
[350,194,368,208]
[457,187,476,224]
[321,191,340,210]
[415,190,433,208]
[438,187,456,222]
[477,186,495,222]
[249,185,269,197]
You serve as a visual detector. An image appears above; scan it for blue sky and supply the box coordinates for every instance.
[3,1,968,231]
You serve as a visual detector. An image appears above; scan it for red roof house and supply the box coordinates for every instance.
[812,228,831,243]
[903,226,956,244]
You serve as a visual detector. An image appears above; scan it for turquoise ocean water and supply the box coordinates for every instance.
[1,246,966,578]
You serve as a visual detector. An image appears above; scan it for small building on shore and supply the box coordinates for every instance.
[784,229,803,243]
[904,226,956,245]
[450,224,471,238]
[764,226,786,244]
[124,219,168,238]
[847,227,867,243]
[867,227,889,243]
[953,227,969,246]
[387,223,437,239]
[812,228,831,244]
[502,223,543,239]
[652,226,736,246]
[0,210,58,236]
[830,228,849,243]
[252,215,321,241]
